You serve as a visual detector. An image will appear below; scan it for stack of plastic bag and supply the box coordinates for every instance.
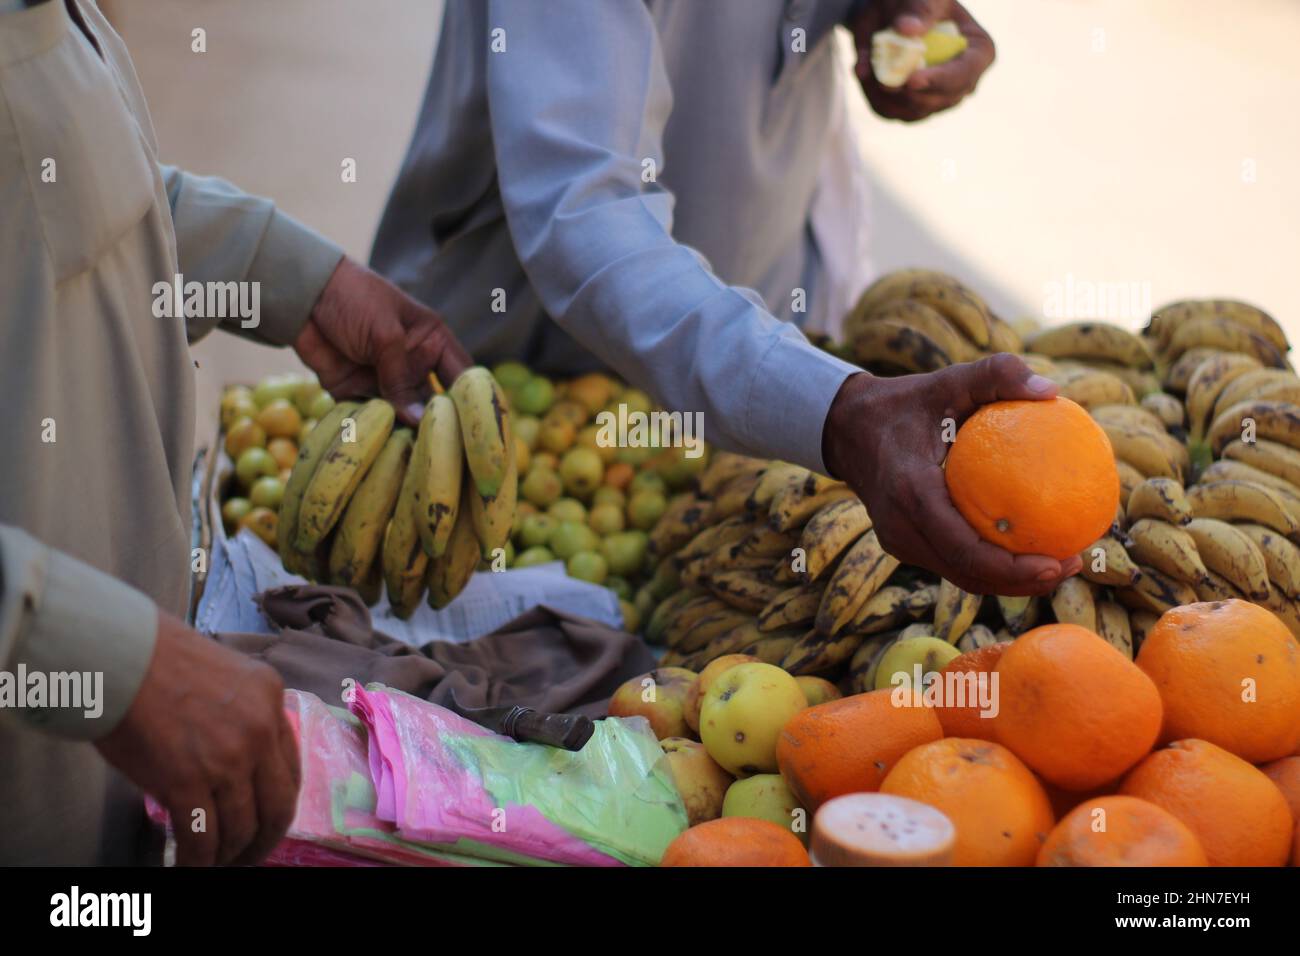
[348,685,686,866]
[150,688,687,866]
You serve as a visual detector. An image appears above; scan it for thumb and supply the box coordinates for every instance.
[940,353,1059,416]
[894,0,948,35]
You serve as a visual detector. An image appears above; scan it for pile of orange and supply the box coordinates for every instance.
[945,397,1119,559]
[757,606,1299,868]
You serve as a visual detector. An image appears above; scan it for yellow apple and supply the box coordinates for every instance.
[660,737,734,827]
[699,662,807,776]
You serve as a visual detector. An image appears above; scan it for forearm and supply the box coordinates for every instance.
[0,525,158,739]
[161,165,344,347]
[487,0,859,472]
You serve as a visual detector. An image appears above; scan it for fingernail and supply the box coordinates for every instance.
[405,402,425,422]
[1026,374,1055,394]
[1036,567,1061,582]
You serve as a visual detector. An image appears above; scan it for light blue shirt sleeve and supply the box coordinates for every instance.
[485,0,861,474]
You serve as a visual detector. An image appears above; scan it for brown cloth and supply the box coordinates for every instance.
[211,585,656,719]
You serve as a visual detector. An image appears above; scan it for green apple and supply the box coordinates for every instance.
[722,773,806,844]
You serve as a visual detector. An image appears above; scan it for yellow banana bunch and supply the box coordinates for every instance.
[769,480,853,533]
[1221,439,1300,489]
[1164,317,1286,368]
[1027,322,1153,369]
[995,594,1040,634]
[1126,477,1193,526]
[1117,566,1199,615]
[758,581,826,632]
[382,435,432,619]
[1050,576,1097,631]
[1182,518,1271,601]
[706,568,784,614]
[697,452,767,498]
[449,366,512,498]
[648,494,714,558]
[295,399,396,553]
[815,530,899,636]
[932,579,981,644]
[1236,523,1300,600]
[780,627,867,677]
[1147,299,1288,355]
[1184,352,1262,441]
[426,483,481,610]
[1126,518,1210,587]
[798,496,872,582]
[1206,401,1300,456]
[328,429,413,593]
[1188,480,1300,542]
[411,395,464,558]
[278,400,360,577]
[1079,534,1141,587]
[1213,370,1300,421]
[1095,601,1134,659]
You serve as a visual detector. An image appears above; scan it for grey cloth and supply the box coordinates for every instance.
[371,0,862,474]
[0,0,343,864]
[214,585,657,720]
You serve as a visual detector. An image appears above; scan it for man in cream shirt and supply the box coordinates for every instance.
[0,0,468,864]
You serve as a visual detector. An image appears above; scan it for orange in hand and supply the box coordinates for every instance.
[1136,599,1300,763]
[945,397,1119,559]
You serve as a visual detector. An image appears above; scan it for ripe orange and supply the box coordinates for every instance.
[659,817,811,867]
[945,397,1119,558]
[994,623,1162,790]
[933,642,1007,739]
[880,738,1055,867]
[1136,600,1300,763]
[1037,795,1208,867]
[1121,739,1294,867]
[776,689,942,813]
[1260,756,1300,822]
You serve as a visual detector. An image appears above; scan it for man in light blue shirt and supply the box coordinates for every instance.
[374,0,1081,597]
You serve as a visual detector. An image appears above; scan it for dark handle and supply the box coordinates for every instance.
[506,708,595,751]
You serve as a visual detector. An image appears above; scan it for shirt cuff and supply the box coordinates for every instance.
[0,527,158,740]
[744,335,860,475]
[240,209,345,347]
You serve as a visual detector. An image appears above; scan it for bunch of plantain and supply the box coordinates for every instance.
[842,268,1014,374]
[275,367,517,615]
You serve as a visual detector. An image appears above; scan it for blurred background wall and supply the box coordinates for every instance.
[107,0,1300,434]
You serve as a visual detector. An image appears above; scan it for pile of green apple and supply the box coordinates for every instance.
[218,373,334,546]
[492,362,709,629]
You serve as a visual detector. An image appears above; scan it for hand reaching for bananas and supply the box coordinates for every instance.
[294,258,473,427]
[851,0,995,122]
[823,354,1083,596]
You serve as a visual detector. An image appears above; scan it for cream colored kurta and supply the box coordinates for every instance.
[0,0,342,863]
